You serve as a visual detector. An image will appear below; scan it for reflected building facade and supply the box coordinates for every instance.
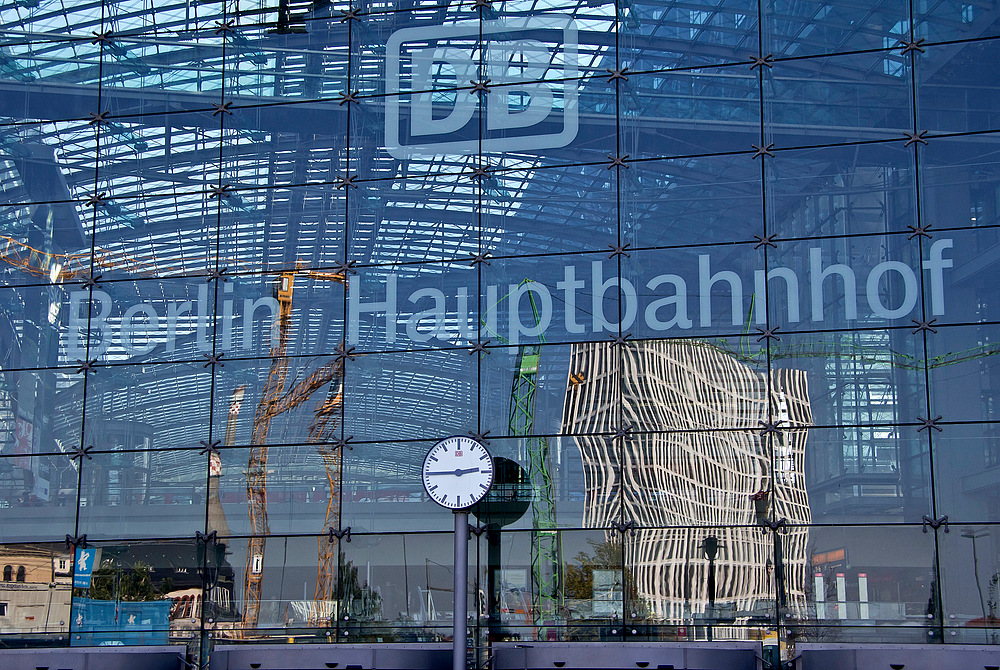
[564,339,812,625]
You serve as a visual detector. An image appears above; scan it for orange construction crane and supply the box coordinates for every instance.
[1,234,189,280]
[307,371,346,619]
[241,269,348,634]
[243,272,296,631]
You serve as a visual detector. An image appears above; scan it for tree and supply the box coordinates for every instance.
[565,538,623,601]
[86,561,167,602]
[564,538,649,618]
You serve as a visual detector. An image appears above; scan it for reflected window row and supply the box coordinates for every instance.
[0,1,997,85]
[0,522,997,644]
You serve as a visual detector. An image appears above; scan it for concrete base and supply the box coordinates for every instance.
[209,643,451,670]
[793,643,1000,670]
[491,641,763,670]
[1,645,185,670]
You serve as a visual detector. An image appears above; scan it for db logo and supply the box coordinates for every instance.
[386,18,578,158]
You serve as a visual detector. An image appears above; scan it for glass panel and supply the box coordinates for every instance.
[766,51,912,148]
[481,71,611,168]
[621,64,759,161]
[619,0,758,70]
[220,531,456,640]
[928,323,1000,424]
[87,189,217,281]
[338,531,456,641]
[341,441,438,534]
[0,121,96,292]
[771,329,925,428]
[939,524,1000,642]
[347,173,476,266]
[618,338,770,435]
[931,424,1000,524]
[803,426,932,524]
[354,5,479,99]
[484,164,616,258]
[475,435,588,530]
[221,534,327,636]
[0,22,103,89]
[187,271,347,360]
[905,225,1000,326]
[68,538,205,647]
[481,342,575,440]
[0,365,82,456]
[623,154,763,248]
[917,40,1000,135]
[343,349,477,442]
[0,284,75,370]
[624,244,764,341]
[916,2,1000,42]
[0,541,72,644]
[768,143,917,240]
[100,33,225,94]
[920,132,1000,231]
[68,276,217,365]
[214,354,348,448]
[347,261,480,353]
[77,447,208,540]
[794,525,938,644]
[765,233,925,333]
[765,0,908,59]
[84,361,210,453]
[626,526,777,642]
[215,443,342,537]
[227,20,350,99]
[494,528,620,642]
[217,184,347,274]
[103,1,226,38]
[0,453,77,543]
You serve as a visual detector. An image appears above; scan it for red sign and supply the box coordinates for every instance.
[13,418,32,469]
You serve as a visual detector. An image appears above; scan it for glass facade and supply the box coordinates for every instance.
[0,0,998,662]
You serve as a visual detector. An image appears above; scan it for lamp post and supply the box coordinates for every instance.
[701,535,719,642]
[962,528,989,640]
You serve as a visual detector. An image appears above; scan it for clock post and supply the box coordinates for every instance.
[453,506,470,670]
[421,436,494,670]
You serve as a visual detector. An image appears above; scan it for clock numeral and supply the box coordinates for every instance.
[456,496,462,507]
[429,484,438,492]
[441,495,448,503]
[479,483,488,490]
[479,453,489,461]
[428,455,438,462]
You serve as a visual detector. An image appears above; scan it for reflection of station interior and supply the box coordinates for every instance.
[0,0,998,668]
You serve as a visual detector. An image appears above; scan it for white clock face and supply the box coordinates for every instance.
[422,436,494,510]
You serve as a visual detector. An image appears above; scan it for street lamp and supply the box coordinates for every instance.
[701,535,720,642]
[961,528,989,640]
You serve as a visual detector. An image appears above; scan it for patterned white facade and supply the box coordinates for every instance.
[562,340,813,624]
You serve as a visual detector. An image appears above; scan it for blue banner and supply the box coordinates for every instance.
[71,597,171,647]
[72,546,96,589]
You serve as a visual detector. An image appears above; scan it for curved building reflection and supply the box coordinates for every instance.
[562,339,812,632]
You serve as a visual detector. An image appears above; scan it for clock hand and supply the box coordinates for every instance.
[426,468,482,476]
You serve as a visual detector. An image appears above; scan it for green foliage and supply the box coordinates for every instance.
[563,538,650,618]
[87,561,165,602]
[564,538,623,600]
[337,552,383,620]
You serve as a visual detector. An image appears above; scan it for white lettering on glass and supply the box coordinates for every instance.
[385,18,579,158]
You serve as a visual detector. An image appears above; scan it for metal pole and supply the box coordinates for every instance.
[454,510,469,670]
